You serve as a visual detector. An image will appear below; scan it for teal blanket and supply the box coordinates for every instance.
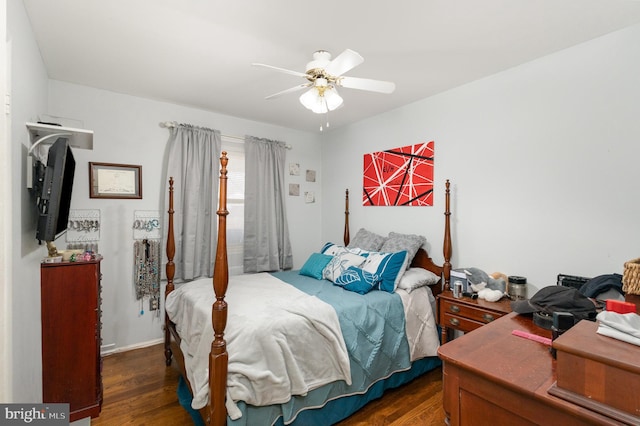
[229,270,412,425]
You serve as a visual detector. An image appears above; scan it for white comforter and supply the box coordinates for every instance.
[397,285,441,361]
[165,273,352,416]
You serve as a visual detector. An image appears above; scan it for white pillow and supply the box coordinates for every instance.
[322,252,367,282]
[397,267,439,293]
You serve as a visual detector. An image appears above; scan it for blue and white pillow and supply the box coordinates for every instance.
[360,251,408,292]
[322,252,367,282]
[334,266,379,294]
[321,242,349,256]
[321,242,370,257]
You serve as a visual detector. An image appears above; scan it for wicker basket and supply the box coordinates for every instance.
[622,258,640,295]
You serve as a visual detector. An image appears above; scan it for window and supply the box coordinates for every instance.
[222,137,245,275]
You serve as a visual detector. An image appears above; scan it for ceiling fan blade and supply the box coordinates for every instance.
[252,63,308,78]
[338,76,396,94]
[264,83,311,100]
[324,49,364,77]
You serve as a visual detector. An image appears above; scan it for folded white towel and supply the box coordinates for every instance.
[596,311,640,346]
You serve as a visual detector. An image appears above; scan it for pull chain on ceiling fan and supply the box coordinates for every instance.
[253,49,395,129]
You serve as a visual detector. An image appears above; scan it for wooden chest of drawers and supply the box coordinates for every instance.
[437,290,512,343]
[41,259,103,421]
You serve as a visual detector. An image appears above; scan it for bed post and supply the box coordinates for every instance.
[209,153,229,426]
[164,177,175,366]
[343,189,350,246]
[443,179,452,289]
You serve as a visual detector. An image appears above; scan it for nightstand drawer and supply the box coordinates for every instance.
[440,299,505,324]
[440,312,484,333]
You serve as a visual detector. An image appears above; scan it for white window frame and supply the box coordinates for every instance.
[221,137,245,276]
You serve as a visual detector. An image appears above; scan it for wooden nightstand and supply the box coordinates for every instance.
[437,290,512,343]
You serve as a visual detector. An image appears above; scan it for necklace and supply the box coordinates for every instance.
[134,239,161,315]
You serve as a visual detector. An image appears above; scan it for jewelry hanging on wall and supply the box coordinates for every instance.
[133,239,161,316]
[133,210,161,240]
[66,209,101,245]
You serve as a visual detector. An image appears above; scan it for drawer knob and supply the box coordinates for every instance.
[449,305,460,313]
[449,318,460,326]
[482,313,495,322]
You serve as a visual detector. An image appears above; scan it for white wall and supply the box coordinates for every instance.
[7,0,50,403]
[47,81,323,353]
[322,23,640,295]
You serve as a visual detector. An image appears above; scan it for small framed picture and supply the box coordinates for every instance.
[89,162,142,199]
[305,191,315,203]
[306,169,316,182]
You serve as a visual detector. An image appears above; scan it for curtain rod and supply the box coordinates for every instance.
[159,121,243,141]
[159,121,292,149]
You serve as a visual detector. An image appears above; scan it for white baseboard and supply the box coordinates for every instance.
[100,343,115,355]
[101,338,164,356]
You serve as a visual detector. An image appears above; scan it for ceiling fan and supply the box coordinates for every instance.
[252,49,395,120]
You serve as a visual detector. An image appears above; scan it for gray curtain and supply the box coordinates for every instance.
[244,135,293,272]
[164,124,221,280]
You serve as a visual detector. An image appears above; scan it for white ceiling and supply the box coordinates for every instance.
[22,0,640,133]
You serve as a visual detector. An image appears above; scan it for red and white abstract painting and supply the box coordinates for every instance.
[363,141,434,206]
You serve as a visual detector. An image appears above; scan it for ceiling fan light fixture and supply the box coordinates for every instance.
[299,85,343,114]
[256,48,393,126]
[324,87,343,110]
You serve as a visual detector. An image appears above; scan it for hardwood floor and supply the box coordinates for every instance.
[92,344,192,426]
[93,343,445,425]
[337,367,446,426]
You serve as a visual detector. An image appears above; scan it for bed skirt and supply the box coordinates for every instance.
[177,356,441,426]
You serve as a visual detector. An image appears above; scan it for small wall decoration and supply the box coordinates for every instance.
[89,162,142,199]
[289,183,300,196]
[363,141,434,206]
[289,163,300,176]
[305,191,315,203]
[306,169,316,182]
[66,209,100,242]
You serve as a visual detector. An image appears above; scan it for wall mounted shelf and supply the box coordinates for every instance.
[26,121,94,189]
[26,121,94,155]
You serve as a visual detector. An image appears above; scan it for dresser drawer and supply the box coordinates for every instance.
[440,298,505,324]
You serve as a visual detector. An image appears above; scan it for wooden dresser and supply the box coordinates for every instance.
[41,259,103,421]
[438,312,634,425]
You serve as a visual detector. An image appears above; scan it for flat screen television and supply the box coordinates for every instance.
[34,137,76,248]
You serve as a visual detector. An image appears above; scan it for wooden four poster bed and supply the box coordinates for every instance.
[164,153,452,425]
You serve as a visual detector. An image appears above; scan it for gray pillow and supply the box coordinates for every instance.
[380,232,426,267]
[347,228,386,252]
